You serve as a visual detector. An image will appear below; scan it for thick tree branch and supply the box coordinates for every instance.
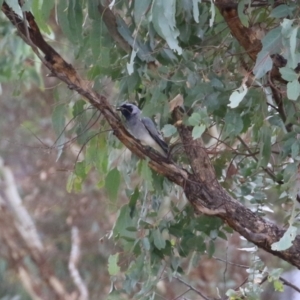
[215,1,262,61]
[214,1,294,131]
[3,2,300,269]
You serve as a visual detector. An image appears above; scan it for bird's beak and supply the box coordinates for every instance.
[116,106,122,111]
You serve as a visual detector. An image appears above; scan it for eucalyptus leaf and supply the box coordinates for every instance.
[52,104,66,161]
[105,168,121,202]
[290,27,298,68]
[188,112,201,126]
[261,27,282,54]
[134,0,151,24]
[6,0,22,18]
[228,84,248,108]
[279,67,298,81]
[238,0,249,27]
[108,253,120,275]
[192,124,206,140]
[270,5,291,18]
[152,0,182,54]
[253,51,273,79]
[259,126,271,168]
[287,79,300,100]
[192,0,200,23]
[271,226,297,251]
[153,228,166,250]
[161,124,177,137]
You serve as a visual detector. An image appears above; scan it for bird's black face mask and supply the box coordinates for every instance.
[117,104,134,120]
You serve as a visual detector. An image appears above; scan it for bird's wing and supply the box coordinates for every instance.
[141,117,168,154]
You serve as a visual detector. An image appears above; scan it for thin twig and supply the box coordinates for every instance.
[261,274,300,294]
[280,276,300,294]
[172,287,191,300]
[237,135,283,184]
[234,276,248,291]
[173,275,211,300]
[213,256,249,269]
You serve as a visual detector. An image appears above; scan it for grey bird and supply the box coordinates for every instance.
[117,103,168,156]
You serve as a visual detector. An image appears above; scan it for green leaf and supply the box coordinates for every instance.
[224,111,243,137]
[273,279,284,292]
[75,161,87,181]
[287,79,300,100]
[271,225,297,251]
[86,135,108,174]
[134,0,151,24]
[226,289,238,297]
[68,0,83,44]
[290,27,298,68]
[41,0,55,23]
[87,0,101,20]
[238,0,249,27]
[279,67,298,81]
[32,0,52,34]
[192,0,200,23]
[253,51,273,79]
[209,0,215,27]
[161,124,177,137]
[6,0,22,18]
[108,253,120,276]
[291,141,299,159]
[52,103,66,161]
[261,27,282,54]
[113,205,137,240]
[52,104,66,136]
[152,0,182,54]
[281,18,294,37]
[142,237,151,251]
[188,112,201,126]
[268,268,283,281]
[116,17,154,63]
[56,0,74,43]
[90,20,103,61]
[207,240,215,257]
[129,188,139,218]
[127,50,137,75]
[270,5,291,18]
[66,173,82,193]
[283,162,297,183]
[66,173,76,193]
[259,126,271,168]
[139,160,153,191]
[72,100,85,117]
[106,290,123,300]
[153,228,166,250]
[192,124,206,140]
[228,84,248,108]
[105,168,121,202]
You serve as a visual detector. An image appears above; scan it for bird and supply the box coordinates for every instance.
[117,103,168,157]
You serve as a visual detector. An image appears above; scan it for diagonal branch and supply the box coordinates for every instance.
[2,2,300,269]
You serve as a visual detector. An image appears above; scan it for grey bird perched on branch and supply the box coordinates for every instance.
[117,103,168,157]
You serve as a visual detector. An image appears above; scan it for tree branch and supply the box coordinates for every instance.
[173,275,211,300]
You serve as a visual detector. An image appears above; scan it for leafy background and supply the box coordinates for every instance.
[1,0,300,299]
